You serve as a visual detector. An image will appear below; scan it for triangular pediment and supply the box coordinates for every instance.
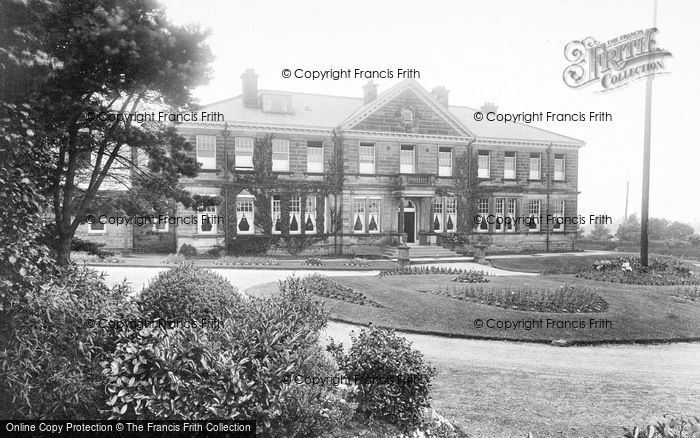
[339,80,474,139]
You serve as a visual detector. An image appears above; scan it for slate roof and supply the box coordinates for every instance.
[199,87,584,146]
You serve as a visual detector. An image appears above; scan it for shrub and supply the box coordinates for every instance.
[71,235,114,258]
[303,257,324,266]
[161,253,185,264]
[622,415,700,438]
[380,265,489,277]
[452,271,490,283]
[177,243,198,258]
[106,276,338,436]
[139,264,241,321]
[1,266,138,419]
[345,257,373,267]
[291,274,382,307]
[427,283,608,313]
[329,326,437,431]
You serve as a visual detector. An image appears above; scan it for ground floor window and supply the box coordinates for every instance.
[272,196,282,233]
[477,199,489,232]
[235,198,254,234]
[432,197,456,233]
[528,199,541,232]
[153,216,169,232]
[353,198,366,233]
[552,200,565,232]
[88,218,106,234]
[305,196,317,233]
[493,198,518,233]
[506,198,516,232]
[289,196,301,234]
[198,204,218,234]
[367,198,380,233]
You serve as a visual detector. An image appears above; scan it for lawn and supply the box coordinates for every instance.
[247,273,700,343]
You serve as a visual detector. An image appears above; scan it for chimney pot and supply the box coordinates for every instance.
[480,102,498,114]
[362,81,378,104]
[431,86,449,107]
[241,68,259,108]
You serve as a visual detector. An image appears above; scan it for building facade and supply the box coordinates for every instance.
[78,70,584,256]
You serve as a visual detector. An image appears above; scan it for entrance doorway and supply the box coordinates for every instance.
[398,200,417,244]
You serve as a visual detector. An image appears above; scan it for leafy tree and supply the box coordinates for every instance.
[647,217,669,241]
[666,221,694,240]
[616,213,641,243]
[2,0,213,265]
[590,223,611,241]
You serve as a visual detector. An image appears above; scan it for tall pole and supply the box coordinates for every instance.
[545,143,552,252]
[640,0,658,267]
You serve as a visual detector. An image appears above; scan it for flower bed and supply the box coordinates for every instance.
[424,283,608,313]
[344,257,373,267]
[212,256,280,266]
[71,251,125,264]
[452,271,490,283]
[299,274,382,307]
[576,256,700,285]
[303,257,324,266]
[673,285,700,302]
[379,265,490,279]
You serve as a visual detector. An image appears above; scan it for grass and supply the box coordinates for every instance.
[248,273,700,343]
[488,254,621,274]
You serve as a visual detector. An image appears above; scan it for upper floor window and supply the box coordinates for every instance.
[504,151,516,179]
[401,108,414,123]
[438,147,452,177]
[400,145,415,174]
[359,143,375,174]
[307,141,323,173]
[272,139,289,172]
[554,154,565,180]
[477,150,490,178]
[235,137,254,169]
[196,135,216,170]
[88,218,106,234]
[529,153,541,180]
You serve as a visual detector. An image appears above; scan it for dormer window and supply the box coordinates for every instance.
[261,93,293,114]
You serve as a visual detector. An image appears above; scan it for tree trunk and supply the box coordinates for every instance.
[56,232,72,266]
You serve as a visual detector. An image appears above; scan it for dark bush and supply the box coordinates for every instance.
[72,235,114,258]
[227,235,272,256]
[576,256,700,285]
[106,276,343,436]
[139,264,241,321]
[177,243,198,257]
[0,266,138,419]
[329,326,437,431]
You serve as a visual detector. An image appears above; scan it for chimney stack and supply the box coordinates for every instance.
[431,86,449,107]
[362,81,378,105]
[480,102,498,114]
[241,68,259,108]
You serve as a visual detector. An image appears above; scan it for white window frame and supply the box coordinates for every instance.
[367,197,380,233]
[432,198,444,232]
[477,199,489,232]
[554,155,565,181]
[552,200,565,232]
[494,198,505,232]
[305,196,317,234]
[307,142,324,173]
[504,152,516,180]
[478,151,490,178]
[438,147,452,177]
[235,137,254,169]
[88,218,107,234]
[235,197,254,235]
[288,196,302,234]
[196,135,217,170]
[359,143,375,174]
[401,108,414,123]
[528,200,541,232]
[153,216,169,233]
[529,153,541,180]
[506,198,516,233]
[198,202,218,235]
[271,196,282,234]
[445,197,457,233]
[400,145,415,174]
[272,139,290,172]
[353,198,366,233]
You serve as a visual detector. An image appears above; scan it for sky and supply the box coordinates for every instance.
[161,0,700,227]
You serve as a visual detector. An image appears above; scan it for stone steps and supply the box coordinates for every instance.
[382,245,462,259]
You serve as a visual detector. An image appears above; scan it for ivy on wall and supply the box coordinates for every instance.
[219,132,344,255]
